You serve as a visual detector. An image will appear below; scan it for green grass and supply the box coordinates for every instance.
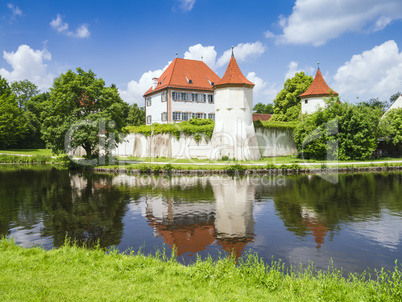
[0,148,54,156]
[0,238,401,301]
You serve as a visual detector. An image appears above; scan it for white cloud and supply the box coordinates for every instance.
[50,14,90,38]
[7,3,22,19]
[184,44,217,69]
[177,0,196,12]
[119,63,170,105]
[333,40,402,102]
[285,61,315,80]
[0,44,54,91]
[276,0,402,46]
[247,72,279,103]
[264,30,275,39]
[216,42,265,68]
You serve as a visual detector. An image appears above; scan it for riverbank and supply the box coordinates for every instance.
[0,238,400,301]
[2,150,402,175]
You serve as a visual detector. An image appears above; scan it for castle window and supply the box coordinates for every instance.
[161,112,167,122]
[305,100,308,104]
[161,92,167,102]
[208,95,214,104]
[208,113,215,121]
[172,91,181,101]
[173,112,182,121]
[146,97,151,106]
[192,93,198,102]
[196,112,204,119]
[182,112,191,121]
[146,115,152,124]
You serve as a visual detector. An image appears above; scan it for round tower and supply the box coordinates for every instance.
[300,63,339,114]
[209,49,261,160]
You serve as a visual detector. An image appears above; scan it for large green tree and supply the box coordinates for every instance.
[0,78,27,149]
[127,103,145,126]
[294,98,383,160]
[41,68,127,161]
[272,72,313,121]
[10,80,40,109]
[253,102,274,114]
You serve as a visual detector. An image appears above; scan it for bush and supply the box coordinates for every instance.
[125,119,214,141]
[294,99,382,161]
[225,164,246,173]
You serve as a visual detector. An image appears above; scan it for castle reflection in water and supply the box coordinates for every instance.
[111,174,328,258]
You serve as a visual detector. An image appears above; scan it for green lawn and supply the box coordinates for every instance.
[0,149,54,156]
[0,238,401,301]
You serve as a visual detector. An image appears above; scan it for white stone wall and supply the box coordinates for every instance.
[301,97,327,114]
[256,128,298,157]
[113,128,297,159]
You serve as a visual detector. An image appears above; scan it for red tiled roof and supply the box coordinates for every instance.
[144,58,221,97]
[299,69,338,98]
[214,53,254,88]
[253,113,272,122]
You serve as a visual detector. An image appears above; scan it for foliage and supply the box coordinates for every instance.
[10,79,40,109]
[0,76,12,97]
[253,120,299,130]
[126,103,145,126]
[253,102,274,114]
[273,71,313,121]
[381,108,402,145]
[126,118,214,141]
[41,68,127,160]
[1,238,402,301]
[358,97,388,112]
[0,93,27,149]
[390,91,401,102]
[225,164,246,173]
[294,98,383,160]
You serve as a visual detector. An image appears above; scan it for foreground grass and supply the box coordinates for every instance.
[0,238,401,301]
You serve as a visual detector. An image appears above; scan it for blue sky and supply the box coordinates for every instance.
[1,0,402,106]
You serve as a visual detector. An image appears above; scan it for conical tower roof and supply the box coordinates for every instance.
[300,67,338,98]
[214,49,254,88]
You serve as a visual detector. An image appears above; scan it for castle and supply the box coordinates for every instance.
[114,54,337,160]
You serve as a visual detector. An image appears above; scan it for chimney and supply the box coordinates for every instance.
[152,77,158,90]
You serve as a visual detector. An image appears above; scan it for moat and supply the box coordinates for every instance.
[1,166,401,274]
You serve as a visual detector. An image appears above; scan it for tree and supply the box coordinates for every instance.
[390,92,401,102]
[127,103,145,126]
[41,68,127,160]
[253,102,274,114]
[0,76,12,96]
[272,72,313,121]
[10,80,40,109]
[380,108,402,146]
[294,98,383,160]
[0,93,27,149]
[358,98,388,112]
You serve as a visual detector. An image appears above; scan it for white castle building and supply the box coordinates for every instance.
[300,65,338,114]
[143,58,220,124]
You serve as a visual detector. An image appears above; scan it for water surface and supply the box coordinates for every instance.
[1,166,401,274]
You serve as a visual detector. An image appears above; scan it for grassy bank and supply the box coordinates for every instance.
[0,238,401,301]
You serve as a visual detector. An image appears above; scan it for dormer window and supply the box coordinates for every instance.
[185,76,192,84]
